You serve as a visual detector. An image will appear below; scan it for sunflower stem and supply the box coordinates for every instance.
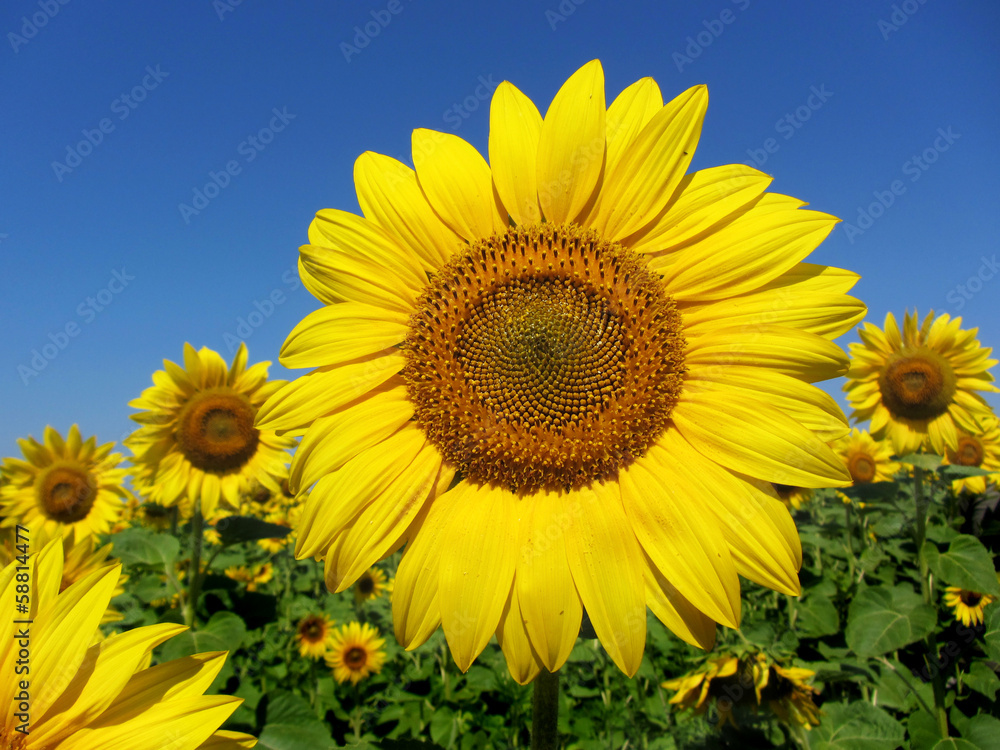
[531,669,559,750]
[185,504,205,629]
[913,467,949,738]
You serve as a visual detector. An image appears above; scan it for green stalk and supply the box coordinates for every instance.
[184,504,205,628]
[531,669,559,750]
[913,467,949,739]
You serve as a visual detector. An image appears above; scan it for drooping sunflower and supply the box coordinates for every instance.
[831,428,900,485]
[944,584,997,627]
[257,60,863,681]
[326,622,387,684]
[0,540,256,749]
[942,416,1000,494]
[295,613,337,659]
[844,310,998,456]
[127,343,296,518]
[354,567,392,604]
[0,425,130,543]
[663,653,820,730]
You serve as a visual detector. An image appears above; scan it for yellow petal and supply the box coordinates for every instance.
[620,450,741,629]
[654,205,839,301]
[438,483,517,672]
[536,60,606,224]
[413,128,506,240]
[605,77,663,178]
[673,389,852,488]
[255,352,405,432]
[642,551,717,650]
[279,302,408,370]
[563,482,646,676]
[496,584,542,686]
[299,243,417,314]
[515,488,584,672]
[489,81,543,225]
[355,151,463,270]
[598,85,708,240]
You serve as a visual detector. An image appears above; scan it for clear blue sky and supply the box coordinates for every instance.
[2,0,999,458]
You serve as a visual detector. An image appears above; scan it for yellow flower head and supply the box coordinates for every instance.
[354,567,392,604]
[127,343,296,518]
[942,415,1000,494]
[770,483,813,510]
[326,621,387,684]
[259,60,864,683]
[831,428,900,485]
[0,425,130,543]
[944,584,997,627]
[844,310,998,456]
[224,562,273,592]
[295,613,336,659]
[0,540,256,748]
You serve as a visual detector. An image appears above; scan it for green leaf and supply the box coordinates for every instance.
[908,710,942,750]
[926,535,1000,595]
[811,701,904,749]
[898,453,944,471]
[215,515,292,545]
[984,606,1000,662]
[109,527,179,568]
[964,661,1000,701]
[939,464,994,479]
[159,611,247,662]
[959,714,1000,750]
[796,594,840,637]
[930,740,980,750]
[256,691,335,750]
[846,585,936,658]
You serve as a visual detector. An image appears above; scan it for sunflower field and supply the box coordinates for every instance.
[3,60,999,750]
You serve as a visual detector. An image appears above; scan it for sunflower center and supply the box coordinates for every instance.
[344,647,367,669]
[302,618,324,641]
[848,453,877,483]
[176,390,261,473]
[38,464,98,523]
[772,484,794,500]
[358,575,375,595]
[878,350,956,421]
[403,223,685,493]
[953,436,985,467]
[960,591,982,607]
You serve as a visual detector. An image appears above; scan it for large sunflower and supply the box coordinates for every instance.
[0,425,130,543]
[831,428,899,485]
[0,540,255,748]
[942,415,1000,494]
[257,60,862,681]
[127,343,295,517]
[844,310,998,456]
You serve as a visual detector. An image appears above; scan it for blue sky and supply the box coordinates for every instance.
[2,0,998,458]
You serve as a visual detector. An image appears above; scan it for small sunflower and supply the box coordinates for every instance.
[326,622,387,684]
[260,60,861,682]
[0,425,130,543]
[224,562,273,592]
[845,310,998,455]
[944,584,997,627]
[60,533,127,624]
[127,343,295,518]
[0,539,257,748]
[664,653,820,730]
[831,428,900,485]
[354,567,392,604]
[942,416,1000,494]
[771,484,813,510]
[295,613,337,659]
